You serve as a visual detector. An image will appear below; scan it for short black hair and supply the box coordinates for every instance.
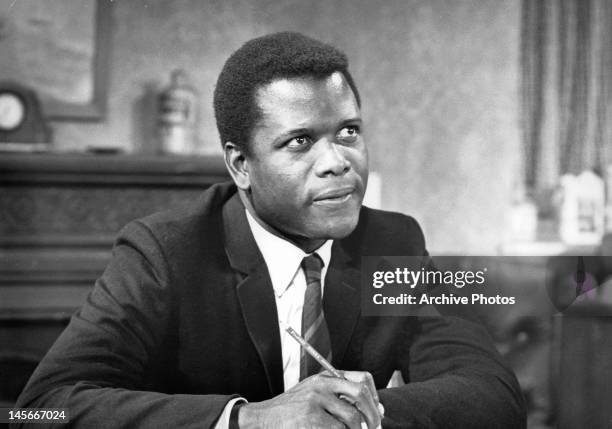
[213,31,361,154]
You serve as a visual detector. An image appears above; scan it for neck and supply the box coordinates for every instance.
[238,189,325,253]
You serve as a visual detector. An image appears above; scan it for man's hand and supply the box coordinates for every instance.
[237,371,382,429]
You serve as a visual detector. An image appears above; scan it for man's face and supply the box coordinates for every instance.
[245,71,368,243]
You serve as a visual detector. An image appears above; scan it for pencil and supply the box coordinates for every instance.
[282,323,385,421]
[284,324,343,378]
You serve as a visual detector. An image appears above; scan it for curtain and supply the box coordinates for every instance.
[521,0,612,190]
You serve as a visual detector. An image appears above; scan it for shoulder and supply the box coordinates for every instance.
[116,181,237,254]
[340,206,427,256]
[138,181,236,228]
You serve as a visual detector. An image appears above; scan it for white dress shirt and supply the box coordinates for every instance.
[214,209,332,428]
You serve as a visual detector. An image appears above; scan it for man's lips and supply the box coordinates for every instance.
[313,187,355,204]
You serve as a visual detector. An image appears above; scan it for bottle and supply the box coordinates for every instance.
[558,170,605,245]
[508,190,538,243]
[157,69,199,154]
[605,165,612,232]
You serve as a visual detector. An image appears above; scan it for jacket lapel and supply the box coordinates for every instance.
[223,194,284,396]
[222,191,363,389]
[324,240,362,367]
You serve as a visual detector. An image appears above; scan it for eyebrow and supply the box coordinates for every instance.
[339,117,362,127]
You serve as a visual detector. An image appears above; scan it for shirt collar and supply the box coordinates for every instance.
[245,209,332,297]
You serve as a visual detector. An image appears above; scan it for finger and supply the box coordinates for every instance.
[342,371,379,403]
[341,371,385,418]
[296,374,371,427]
[322,377,381,429]
[321,394,363,429]
[350,394,381,429]
[318,371,385,419]
[320,370,384,419]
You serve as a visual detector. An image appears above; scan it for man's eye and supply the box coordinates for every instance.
[337,126,360,143]
[286,136,311,148]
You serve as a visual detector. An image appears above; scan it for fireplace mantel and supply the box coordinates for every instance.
[0,153,230,320]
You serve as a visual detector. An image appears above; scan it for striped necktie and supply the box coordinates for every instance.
[300,253,332,380]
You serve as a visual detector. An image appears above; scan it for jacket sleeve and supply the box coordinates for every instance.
[379,315,527,429]
[12,221,234,429]
[377,217,527,428]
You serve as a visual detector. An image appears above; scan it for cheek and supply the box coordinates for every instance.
[250,159,281,186]
[345,140,368,163]
[348,147,369,180]
[250,167,304,206]
[252,158,309,192]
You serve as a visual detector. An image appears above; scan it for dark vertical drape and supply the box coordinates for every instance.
[521,0,547,188]
[521,0,612,189]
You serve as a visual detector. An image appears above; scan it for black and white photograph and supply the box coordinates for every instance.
[1,1,612,428]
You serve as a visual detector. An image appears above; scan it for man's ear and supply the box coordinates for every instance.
[223,142,250,190]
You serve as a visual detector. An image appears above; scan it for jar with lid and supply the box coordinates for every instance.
[157,69,199,154]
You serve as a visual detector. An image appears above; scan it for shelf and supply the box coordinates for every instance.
[500,241,598,256]
[0,152,230,187]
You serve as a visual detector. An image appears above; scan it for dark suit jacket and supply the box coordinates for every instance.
[15,182,525,428]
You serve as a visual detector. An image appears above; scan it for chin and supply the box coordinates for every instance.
[318,214,359,239]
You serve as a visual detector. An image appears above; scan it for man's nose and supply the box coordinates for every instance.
[314,138,351,177]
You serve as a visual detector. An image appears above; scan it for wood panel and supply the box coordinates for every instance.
[553,307,612,429]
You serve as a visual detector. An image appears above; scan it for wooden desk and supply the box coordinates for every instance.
[553,304,612,429]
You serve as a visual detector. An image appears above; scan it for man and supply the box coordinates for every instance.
[15,32,525,428]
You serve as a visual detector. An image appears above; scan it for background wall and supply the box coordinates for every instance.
[50,0,521,254]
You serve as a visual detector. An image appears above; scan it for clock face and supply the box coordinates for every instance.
[0,93,26,131]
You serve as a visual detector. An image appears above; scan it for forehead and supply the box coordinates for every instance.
[254,72,360,127]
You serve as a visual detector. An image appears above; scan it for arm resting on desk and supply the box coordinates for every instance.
[13,222,235,428]
[379,315,526,429]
